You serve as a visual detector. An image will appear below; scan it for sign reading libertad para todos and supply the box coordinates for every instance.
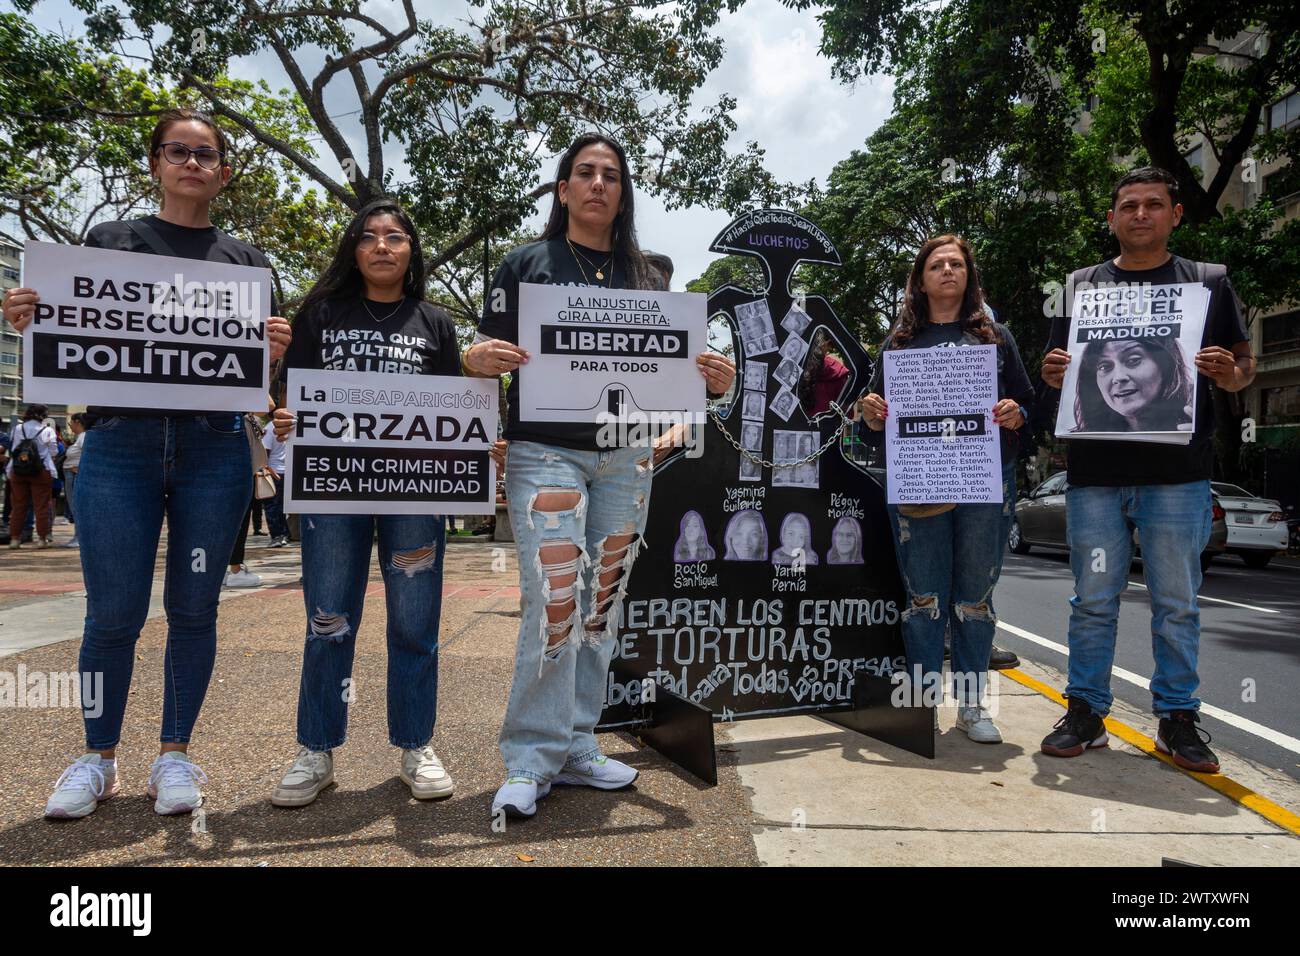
[284,369,498,515]
[21,240,271,411]
[517,282,706,424]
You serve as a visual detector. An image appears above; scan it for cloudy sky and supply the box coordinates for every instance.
[18,0,894,287]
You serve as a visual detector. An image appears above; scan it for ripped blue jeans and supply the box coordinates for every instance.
[297,513,446,751]
[499,441,654,782]
[885,462,1016,706]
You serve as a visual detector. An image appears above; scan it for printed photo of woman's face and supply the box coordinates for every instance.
[827,517,863,564]
[1096,341,1163,419]
[781,520,806,552]
[723,511,767,561]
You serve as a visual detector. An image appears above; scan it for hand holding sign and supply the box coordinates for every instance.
[1041,347,1071,389]
[992,398,1024,430]
[2,286,38,332]
[696,352,735,394]
[1193,345,1240,390]
[267,316,291,362]
[466,338,530,376]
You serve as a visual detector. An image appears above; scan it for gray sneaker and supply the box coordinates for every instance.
[956,705,1003,744]
[271,748,334,807]
[400,745,454,800]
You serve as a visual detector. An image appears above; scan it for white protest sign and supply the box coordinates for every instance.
[21,240,270,411]
[517,282,706,424]
[1055,281,1209,443]
[284,369,498,515]
[884,345,1001,505]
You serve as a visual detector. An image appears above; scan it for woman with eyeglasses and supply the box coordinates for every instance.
[2,107,292,819]
[268,199,466,807]
[465,132,735,821]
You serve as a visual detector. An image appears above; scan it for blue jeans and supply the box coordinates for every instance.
[76,414,252,749]
[885,463,1016,705]
[499,441,654,782]
[1064,481,1211,716]
[264,472,289,539]
[297,513,446,751]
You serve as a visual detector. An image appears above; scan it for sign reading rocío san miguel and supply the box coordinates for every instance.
[600,210,909,728]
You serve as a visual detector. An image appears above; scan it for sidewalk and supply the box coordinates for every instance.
[0,536,1295,866]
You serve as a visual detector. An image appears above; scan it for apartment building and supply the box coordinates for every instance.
[0,239,72,428]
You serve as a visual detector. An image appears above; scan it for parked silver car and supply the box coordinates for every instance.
[1009,471,1228,573]
[1210,482,1288,568]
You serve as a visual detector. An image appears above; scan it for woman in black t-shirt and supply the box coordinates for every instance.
[2,108,292,820]
[464,133,735,820]
[859,235,1033,746]
[269,199,463,807]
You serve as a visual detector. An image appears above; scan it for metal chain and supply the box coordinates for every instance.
[708,400,858,469]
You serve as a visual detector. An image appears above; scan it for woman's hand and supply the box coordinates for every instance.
[465,339,529,376]
[696,352,735,394]
[652,421,690,466]
[993,398,1024,430]
[490,439,508,470]
[1194,346,1240,390]
[2,287,38,332]
[272,406,295,442]
[859,392,887,432]
[1041,348,1071,389]
[267,316,291,362]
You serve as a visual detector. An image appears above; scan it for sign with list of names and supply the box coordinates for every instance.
[21,240,271,411]
[884,345,1001,505]
[284,369,498,515]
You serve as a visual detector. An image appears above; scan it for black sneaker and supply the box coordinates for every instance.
[988,646,1020,670]
[1041,697,1109,757]
[1156,710,1220,773]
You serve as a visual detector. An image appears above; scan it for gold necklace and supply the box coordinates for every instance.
[566,236,612,284]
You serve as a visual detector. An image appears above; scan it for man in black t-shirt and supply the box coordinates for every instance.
[1039,167,1255,774]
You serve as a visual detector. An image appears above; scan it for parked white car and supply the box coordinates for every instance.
[1210,482,1289,569]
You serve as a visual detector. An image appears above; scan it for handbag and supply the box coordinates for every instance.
[253,466,277,500]
[244,414,269,473]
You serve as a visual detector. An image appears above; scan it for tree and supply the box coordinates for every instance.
[22,0,802,289]
[1,13,349,304]
[786,0,1299,226]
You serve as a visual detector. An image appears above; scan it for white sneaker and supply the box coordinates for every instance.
[224,566,261,588]
[62,537,79,548]
[400,745,454,800]
[146,751,207,814]
[553,754,639,790]
[956,706,1003,744]
[36,537,51,549]
[45,753,119,819]
[271,747,334,807]
[491,776,551,819]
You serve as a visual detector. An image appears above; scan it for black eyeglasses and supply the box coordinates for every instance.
[156,142,226,170]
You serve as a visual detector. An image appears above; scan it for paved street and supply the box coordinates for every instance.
[0,523,1295,866]
[995,550,1300,783]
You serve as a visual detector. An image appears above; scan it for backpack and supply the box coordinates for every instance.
[11,422,46,477]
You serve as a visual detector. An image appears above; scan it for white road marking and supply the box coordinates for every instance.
[997,620,1300,755]
[1127,580,1280,614]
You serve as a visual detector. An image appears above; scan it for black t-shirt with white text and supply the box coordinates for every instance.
[82,215,278,420]
[279,295,461,385]
[1045,256,1248,486]
[477,237,633,450]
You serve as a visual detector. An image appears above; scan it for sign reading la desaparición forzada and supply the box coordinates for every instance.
[284,369,498,515]
[21,240,271,411]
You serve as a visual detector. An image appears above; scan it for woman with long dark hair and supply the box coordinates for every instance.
[3,107,292,818]
[268,199,462,807]
[465,132,735,819]
[1072,338,1193,433]
[859,235,1034,744]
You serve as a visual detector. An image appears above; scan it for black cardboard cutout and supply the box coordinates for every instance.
[600,209,917,730]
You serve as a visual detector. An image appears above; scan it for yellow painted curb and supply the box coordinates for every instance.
[1001,667,1300,837]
